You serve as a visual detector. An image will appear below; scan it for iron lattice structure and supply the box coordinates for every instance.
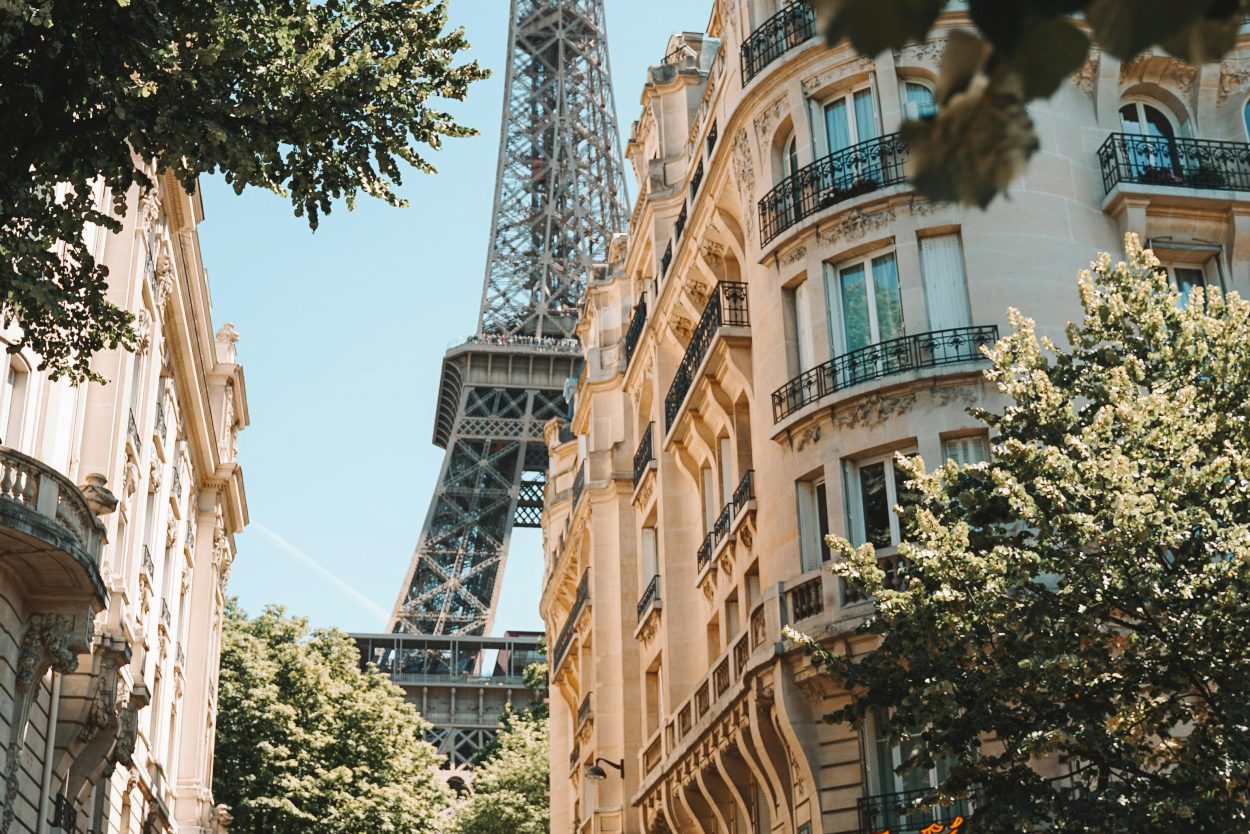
[390,0,628,636]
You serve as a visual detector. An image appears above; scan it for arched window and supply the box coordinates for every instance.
[1243,98,1250,139]
[903,81,937,119]
[1118,100,1179,180]
[782,134,799,180]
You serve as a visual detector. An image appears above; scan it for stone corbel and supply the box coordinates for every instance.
[1,609,95,834]
[58,634,132,804]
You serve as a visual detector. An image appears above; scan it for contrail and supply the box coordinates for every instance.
[251,522,390,624]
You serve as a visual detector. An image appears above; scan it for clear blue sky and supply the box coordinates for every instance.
[199,0,700,633]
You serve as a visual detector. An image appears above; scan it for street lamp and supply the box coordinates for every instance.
[584,758,625,781]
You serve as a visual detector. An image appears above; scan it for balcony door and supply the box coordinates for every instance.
[870,711,971,834]
[827,252,904,386]
[824,87,881,191]
[1119,101,1178,180]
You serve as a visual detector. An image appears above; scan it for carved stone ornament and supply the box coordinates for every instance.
[686,278,709,308]
[892,38,948,67]
[123,459,139,497]
[148,460,162,493]
[138,189,162,232]
[730,128,756,234]
[155,246,175,308]
[780,244,806,266]
[699,240,725,271]
[816,207,897,249]
[934,384,980,408]
[133,309,152,355]
[166,515,179,548]
[1219,59,1250,103]
[78,655,119,742]
[672,315,694,343]
[180,565,193,597]
[699,569,717,602]
[796,424,821,452]
[1119,54,1197,94]
[801,54,878,97]
[1071,50,1100,95]
[833,392,917,430]
[752,96,788,150]
[638,608,661,645]
[634,471,655,508]
[740,525,753,549]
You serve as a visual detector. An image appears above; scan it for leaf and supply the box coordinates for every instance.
[1009,18,1091,100]
[1086,0,1219,59]
[812,0,946,55]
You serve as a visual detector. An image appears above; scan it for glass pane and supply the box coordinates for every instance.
[858,462,891,549]
[905,82,936,118]
[816,481,831,563]
[872,254,904,343]
[893,460,922,539]
[1143,104,1174,138]
[1119,103,1141,133]
[840,263,871,351]
[1175,267,1207,308]
[786,137,799,178]
[825,98,851,152]
[853,88,878,142]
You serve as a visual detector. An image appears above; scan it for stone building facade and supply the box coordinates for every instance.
[540,3,1250,834]
[0,169,248,834]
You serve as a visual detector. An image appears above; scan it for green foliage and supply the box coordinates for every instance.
[0,0,486,381]
[791,234,1250,831]
[451,710,550,834]
[214,601,452,834]
[807,0,1248,206]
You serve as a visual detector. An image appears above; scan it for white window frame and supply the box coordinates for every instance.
[901,80,937,120]
[843,451,917,552]
[817,83,879,158]
[942,434,989,467]
[824,246,903,357]
[796,475,830,572]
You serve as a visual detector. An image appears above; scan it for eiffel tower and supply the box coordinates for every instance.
[390,0,629,636]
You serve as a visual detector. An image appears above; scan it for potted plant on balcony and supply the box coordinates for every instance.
[1139,164,1184,185]
[1187,161,1226,189]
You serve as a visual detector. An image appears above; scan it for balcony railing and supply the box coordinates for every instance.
[843,551,911,605]
[732,470,754,515]
[696,531,715,571]
[154,396,166,441]
[733,632,750,676]
[142,545,155,579]
[572,464,586,508]
[750,603,767,649]
[788,575,824,621]
[858,788,973,834]
[577,692,593,728]
[707,120,718,155]
[664,281,750,430]
[553,569,590,671]
[569,740,581,771]
[637,573,661,621]
[772,325,998,423]
[624,296,648,366]
[172,464,183,500]
[675,202,688,241]
[660,239,673,277]
[160,599,172,632]
[759,133,909,245]
[127,409,141,452]
[0,446,105,580]
[1097,132,1250,195]
[643,734,663,775]
[690,160,704,200]
[740,1,815,85]
[633,423,655,488]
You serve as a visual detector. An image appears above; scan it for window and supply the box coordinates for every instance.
[872,709,970,826]
[701,466,716,533]
[827,250,903,356]
[796,477,830,572]
[845,453,919,551]
[718,436,734,507]
[1164,262,1222,308]
[1119,100,1179,177]
[782,134,800,180]
[943,435,989,466]
[824,87,878,153]
[0,358,28,449]
[919,233,972,332]
[641,526,658,581]
[784,280,813,374]
[903,81,937,119]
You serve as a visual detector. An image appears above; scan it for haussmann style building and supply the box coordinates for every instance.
[539,3,1250,834]
[0,169,248,834]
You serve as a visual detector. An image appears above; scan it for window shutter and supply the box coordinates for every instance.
[943,435,988,466]
[920,234,972,332]
[796,481,819,572]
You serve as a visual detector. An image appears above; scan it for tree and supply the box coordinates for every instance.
[214,602,453,834]
[806,0,1248,206]
[790,234,1250,832]
[451,709,550,834]
[1,0,487,381]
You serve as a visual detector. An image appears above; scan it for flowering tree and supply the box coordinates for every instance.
[792,235,1250,832]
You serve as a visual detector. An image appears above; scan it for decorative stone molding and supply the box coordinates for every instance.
[934,383,980,408]
[832,392,917,429]
[892,38,947,67]
[1071,50,1100,96]
[633,470,656,508]
[1119,54,1197,94]
[155,247,175,308]
[672,315,694,343]
[730,128,755,235]
[686,278,709,309]
[134,309,152,355]
[148,460,162,493]
[1219,59,1250,103]
[801,55,876,97]
[779,244,806,266]
[80,474,118,517]
[138,189,162,232]
[816,207,897,249]
[752,96,788,149]
[795,424,821,452]
[166,516,179,548]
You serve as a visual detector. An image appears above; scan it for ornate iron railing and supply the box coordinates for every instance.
[750,604,767,648]
[675,202,688,241]
[660,239,673,277]
[569,740,581,771]
[694,679,711,718]
[759,132,909,245]
[772,325,998,423]
[733,632,750,676]
[858,788,973,834]
[713,657,731,699]
[624,296,647,366]
[732,469,754,515]
[142,545,155,579]
[789,576,824,621]
[176,642,186,670]
[637,573,661,621]
[713,502,733,542]
[160,599,172,631]
[664,281,750,430]
[172,463,183,500]
[633,423,655,487]
[740,1,815,85]
[572,464,586,508]
[51,795,76,833]
[127,409,141,452]
[696,531,715,571]
[577,692,593,727]
[707,120,718,155]
[690,160,704,199]
[553,569,590,670]
[154,394,166,441]
[1097,132,1250,194]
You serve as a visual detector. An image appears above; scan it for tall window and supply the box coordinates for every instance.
[903,81,937,119]
[796,476,830,572]
[1163,262,1222,308]
[872,709,970,828]
[782,134,800,180]
[845,453,919,551]
[718,436,734,507]
[1119,100,1178,177]
[919,233,972,332]
[784,281,812,374]
[827,251,904,355]
[641,526,658,581]
[825,87,878,153]
[0,358,28,449]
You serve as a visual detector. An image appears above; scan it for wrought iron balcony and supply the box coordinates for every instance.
[788,575,824,621]
[740,1,815,85]
[772,325,998,423]
[577,691,593,728]
[172,464,183,500]
[637,573,661,621]
[690,160,704,200]
[624,296,647,366]
[707,120,718,155]
[675,202,688,241]
[142,545,155,579]
[660,239,673,277]
[572,464,586,508]
[664,281,750,430]
[696,531,715,571]
[732,470,754,516]
[713,502,732,542]
[1097,132,1250,195]
[759,133,909,245]
[127,409,142,452]
[858,787,973,834]
[0,446,107,604]
[154,396,166,441]
[553,569,590,671]
[633,423,655,488]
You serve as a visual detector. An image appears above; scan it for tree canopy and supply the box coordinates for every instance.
[451,709,550,834]
[791,234,1250,831]
[806,0,1249,206]
[1,0,486,381]
[214,602,452,834]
